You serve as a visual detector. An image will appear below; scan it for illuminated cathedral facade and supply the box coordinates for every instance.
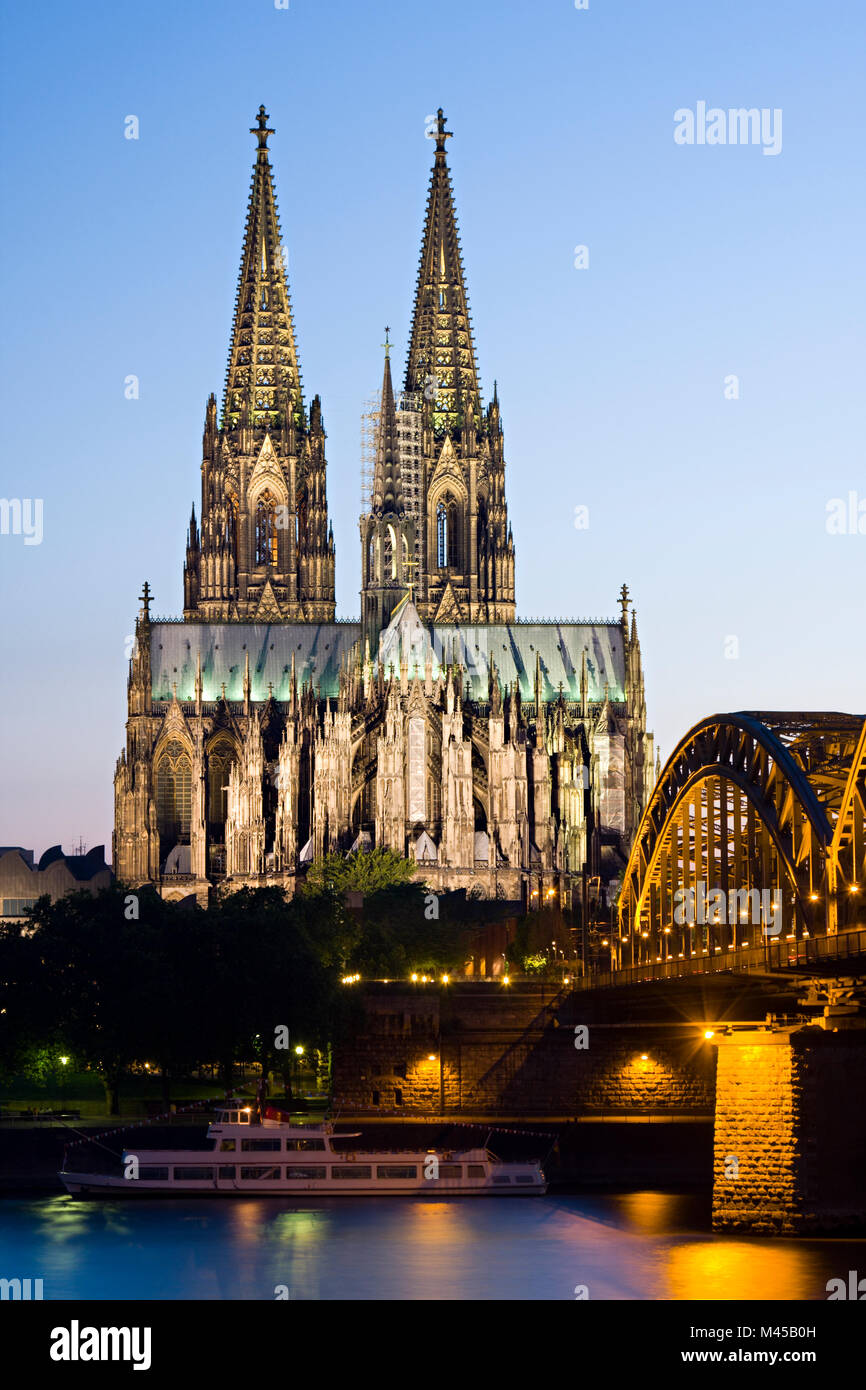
[113,108,656,912]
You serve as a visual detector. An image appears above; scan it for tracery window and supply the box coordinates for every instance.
[155,740,191,841]
[207,739,236,827]
[255,490,278,566]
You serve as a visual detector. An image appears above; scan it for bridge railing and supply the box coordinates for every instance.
[573,927,866,990]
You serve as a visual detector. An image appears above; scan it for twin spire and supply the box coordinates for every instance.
[222,105,303,437]
[405,108,481,434]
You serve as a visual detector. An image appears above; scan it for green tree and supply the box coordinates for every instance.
[301,847,416,898]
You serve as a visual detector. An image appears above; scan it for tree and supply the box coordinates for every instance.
[300,847,416,898]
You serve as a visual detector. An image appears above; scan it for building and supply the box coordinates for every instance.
[0,846,112,923]
[113,107,656,913]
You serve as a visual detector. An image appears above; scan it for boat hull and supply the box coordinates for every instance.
[59,1172,546,1197]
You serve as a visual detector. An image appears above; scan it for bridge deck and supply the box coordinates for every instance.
[575,927,866,990]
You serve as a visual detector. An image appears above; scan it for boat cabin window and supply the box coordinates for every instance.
[438,1163,462,1178]
[467,1164,485,1177]
[286,1138,326,1151]
[219,1139,236,1151]
[220,1109,251,1124]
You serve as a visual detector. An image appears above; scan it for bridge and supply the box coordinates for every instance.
[613,710,866,980]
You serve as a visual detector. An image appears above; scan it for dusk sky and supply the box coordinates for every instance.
[1,0,863,859]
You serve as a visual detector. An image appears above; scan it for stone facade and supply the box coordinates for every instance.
[113,107,655,908]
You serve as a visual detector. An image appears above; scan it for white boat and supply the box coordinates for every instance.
[59,1102,547,1196]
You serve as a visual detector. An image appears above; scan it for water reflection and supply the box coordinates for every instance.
[0,1195,863,1301]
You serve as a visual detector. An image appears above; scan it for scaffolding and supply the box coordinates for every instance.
[359,388,425,600]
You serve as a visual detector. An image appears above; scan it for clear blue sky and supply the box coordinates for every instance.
[0,0,863,859]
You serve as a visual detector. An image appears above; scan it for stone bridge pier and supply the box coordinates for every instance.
[712,1023,866,1234]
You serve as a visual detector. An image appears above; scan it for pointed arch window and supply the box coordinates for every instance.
[225,493,238,563]
[207,738,236,829]
[448,500,461,570]
[437,502,448,568]
[155,740,191,842]
[255,490,278,566]
[385,524,397,580]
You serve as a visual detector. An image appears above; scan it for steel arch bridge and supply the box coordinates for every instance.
[618,712,866,968]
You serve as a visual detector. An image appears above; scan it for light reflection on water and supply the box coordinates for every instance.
[0,1193,863,1301]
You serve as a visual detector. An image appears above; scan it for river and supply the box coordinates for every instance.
[2,1193,864,1300]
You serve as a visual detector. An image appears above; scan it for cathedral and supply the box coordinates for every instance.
[113,107,656,915]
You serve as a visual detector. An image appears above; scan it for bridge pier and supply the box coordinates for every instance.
[712,1025,866,1234]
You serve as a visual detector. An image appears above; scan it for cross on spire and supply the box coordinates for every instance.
[251,104,274,150]
[619,583,630,626]
[434,108,452,154]
[138,580,152,615]
[382,326,391,359]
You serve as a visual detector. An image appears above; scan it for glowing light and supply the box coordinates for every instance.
[663,927,671,934]
[704,1030,715,1040]
[640,1054,648,1061]
[59,1056,69,1066]
[502,975,511,986]
[427,1054,437,1062]
[601,938,609,946]
[546,889,556,898]
[849,885,859,894]
[441,975,449,984]
[294,1045,304,1056]
[411,973,419,982]
[809,893,819,902]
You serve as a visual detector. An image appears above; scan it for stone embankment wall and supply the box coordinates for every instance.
[332,983,715,1117]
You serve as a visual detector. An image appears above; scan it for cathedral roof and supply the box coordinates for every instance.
[379,611,625,703]
[150,617,624,707]
[150,623,361,702]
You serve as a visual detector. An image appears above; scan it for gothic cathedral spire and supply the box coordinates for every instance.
[183,106,335,623]
[360,334,416,652]
[402,109,515,625]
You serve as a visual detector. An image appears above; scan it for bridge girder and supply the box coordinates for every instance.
[618,712,866,967]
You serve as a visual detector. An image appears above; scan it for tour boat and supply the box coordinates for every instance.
[59,1102,547,1196]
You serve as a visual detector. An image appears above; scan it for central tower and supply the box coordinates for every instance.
[183,106,335,623]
